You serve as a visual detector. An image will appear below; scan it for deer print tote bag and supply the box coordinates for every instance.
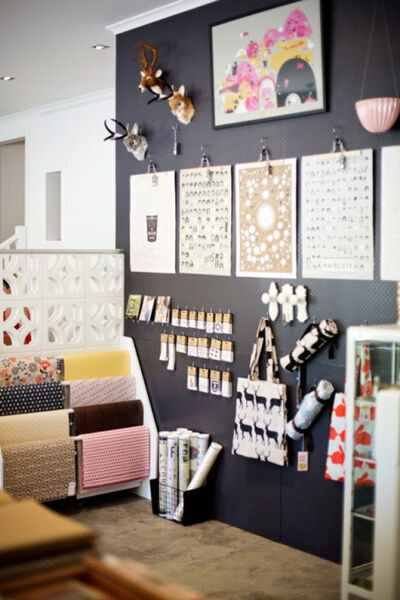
[232,318,288,466]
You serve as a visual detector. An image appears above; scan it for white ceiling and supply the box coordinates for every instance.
[0,0,203,117]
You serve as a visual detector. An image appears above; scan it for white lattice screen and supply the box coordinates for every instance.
[0,251,124,355]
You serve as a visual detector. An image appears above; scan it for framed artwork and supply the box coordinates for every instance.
[210,0,325,128]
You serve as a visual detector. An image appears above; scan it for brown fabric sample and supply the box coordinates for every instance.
[0,499,94,565]
[73,399,143,435]
[3,437,76,502]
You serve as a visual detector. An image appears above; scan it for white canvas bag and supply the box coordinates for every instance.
[232,318,288,466]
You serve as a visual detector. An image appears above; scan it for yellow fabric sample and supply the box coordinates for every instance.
[0,491,13,504]
[0,499,94,565]
[63,350,131,381]
[0,409,70,445]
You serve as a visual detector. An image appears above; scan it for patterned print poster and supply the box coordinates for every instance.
[235,159,297,278]
[301,149,373,280]
[179,166,232,276]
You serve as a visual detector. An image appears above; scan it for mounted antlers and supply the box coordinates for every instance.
[132,42,172,104]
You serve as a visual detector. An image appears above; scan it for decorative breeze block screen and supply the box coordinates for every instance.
[0,252,123,355]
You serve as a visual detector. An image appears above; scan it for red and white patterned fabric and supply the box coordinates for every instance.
[325,393,346,482]
[80,425,150,489]
[325,345,375,485]
[69,376,136,408]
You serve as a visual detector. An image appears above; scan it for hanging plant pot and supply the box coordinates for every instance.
[355,97,400,133]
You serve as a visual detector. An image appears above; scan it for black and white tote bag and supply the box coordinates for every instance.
[232,318,288,466]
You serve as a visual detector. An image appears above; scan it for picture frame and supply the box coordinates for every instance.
[210,0,325,129]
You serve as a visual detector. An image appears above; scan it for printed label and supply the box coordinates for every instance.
[297,451,309,472]
[189,310,197,328]
[214,313,223,334]
[222,313,233,335]
[197,310,206,329]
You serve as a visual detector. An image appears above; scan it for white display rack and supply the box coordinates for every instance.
[0,250,124,355]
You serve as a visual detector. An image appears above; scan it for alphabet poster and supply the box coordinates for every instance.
[235,159,297,278]
[130,171,176,273]
[179,166,232,276]
[301,149,373,280]
[381,145,400,280]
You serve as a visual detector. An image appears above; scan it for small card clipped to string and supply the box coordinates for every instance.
[199,368,210,394]
[172,308,180,327]
[210,338,222,361]
[206,311,214,334]
[198,337,210,359]
[221,340,234,363]
[188,337,198,358]
[222,312,233,335]
[180,308,189,328]
[167,334,176,371]
[189,309,197,329]
[176,334,188,354]
[197,310,206,330]
[214,312,223,334]
[210,370,221,395]
[222,371,233,398]
[297,438,309,472]
[187,365,198,391]
[159,332,168,361]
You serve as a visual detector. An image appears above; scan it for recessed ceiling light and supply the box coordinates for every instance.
[1,76,15,81]
[92,44,109,50]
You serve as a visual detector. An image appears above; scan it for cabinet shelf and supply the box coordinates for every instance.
[353,511,374,523]
[343,328,400,600]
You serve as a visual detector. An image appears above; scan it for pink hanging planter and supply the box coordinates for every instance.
[355,97,400,133]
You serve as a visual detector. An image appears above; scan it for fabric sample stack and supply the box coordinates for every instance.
[0,356,74,502]
[0,349,150,503]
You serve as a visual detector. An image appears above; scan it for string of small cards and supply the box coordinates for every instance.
[159,306,234,398]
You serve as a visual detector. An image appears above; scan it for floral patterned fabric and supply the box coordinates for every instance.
[0,356,61,388]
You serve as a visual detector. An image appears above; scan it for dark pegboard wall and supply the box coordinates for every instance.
[116,0,400,562]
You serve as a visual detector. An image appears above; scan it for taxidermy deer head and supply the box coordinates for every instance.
[103,119,148,161]
[132,42,172,104]
[168,84,195,125]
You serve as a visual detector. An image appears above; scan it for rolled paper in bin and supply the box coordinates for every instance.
[286,380,334,440]
[158,431,169,518]
[197,434,210,470]
[174,442,222,522]
[178,434,191,503]
[190,433,200,478]
[166,433,178,520]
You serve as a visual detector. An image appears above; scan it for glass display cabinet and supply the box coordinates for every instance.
[342,325,400,600]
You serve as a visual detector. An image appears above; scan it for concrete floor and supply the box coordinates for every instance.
[55,491,341,600]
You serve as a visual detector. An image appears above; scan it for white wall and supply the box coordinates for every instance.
[0,89,115,249]
[0,140,25,243]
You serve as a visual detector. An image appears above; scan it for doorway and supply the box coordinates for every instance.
[0,139,25,244]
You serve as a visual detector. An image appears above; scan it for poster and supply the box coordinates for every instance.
[235,159,297,278]
[381,145,400,280]
[179,165,232,276]
[130,171,176,273]
[301,149,373,280]
[211,0,325,128]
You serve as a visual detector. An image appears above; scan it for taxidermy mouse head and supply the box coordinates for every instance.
[104,119,148,162]
[123,123,148,161]
[168,85,195,125]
